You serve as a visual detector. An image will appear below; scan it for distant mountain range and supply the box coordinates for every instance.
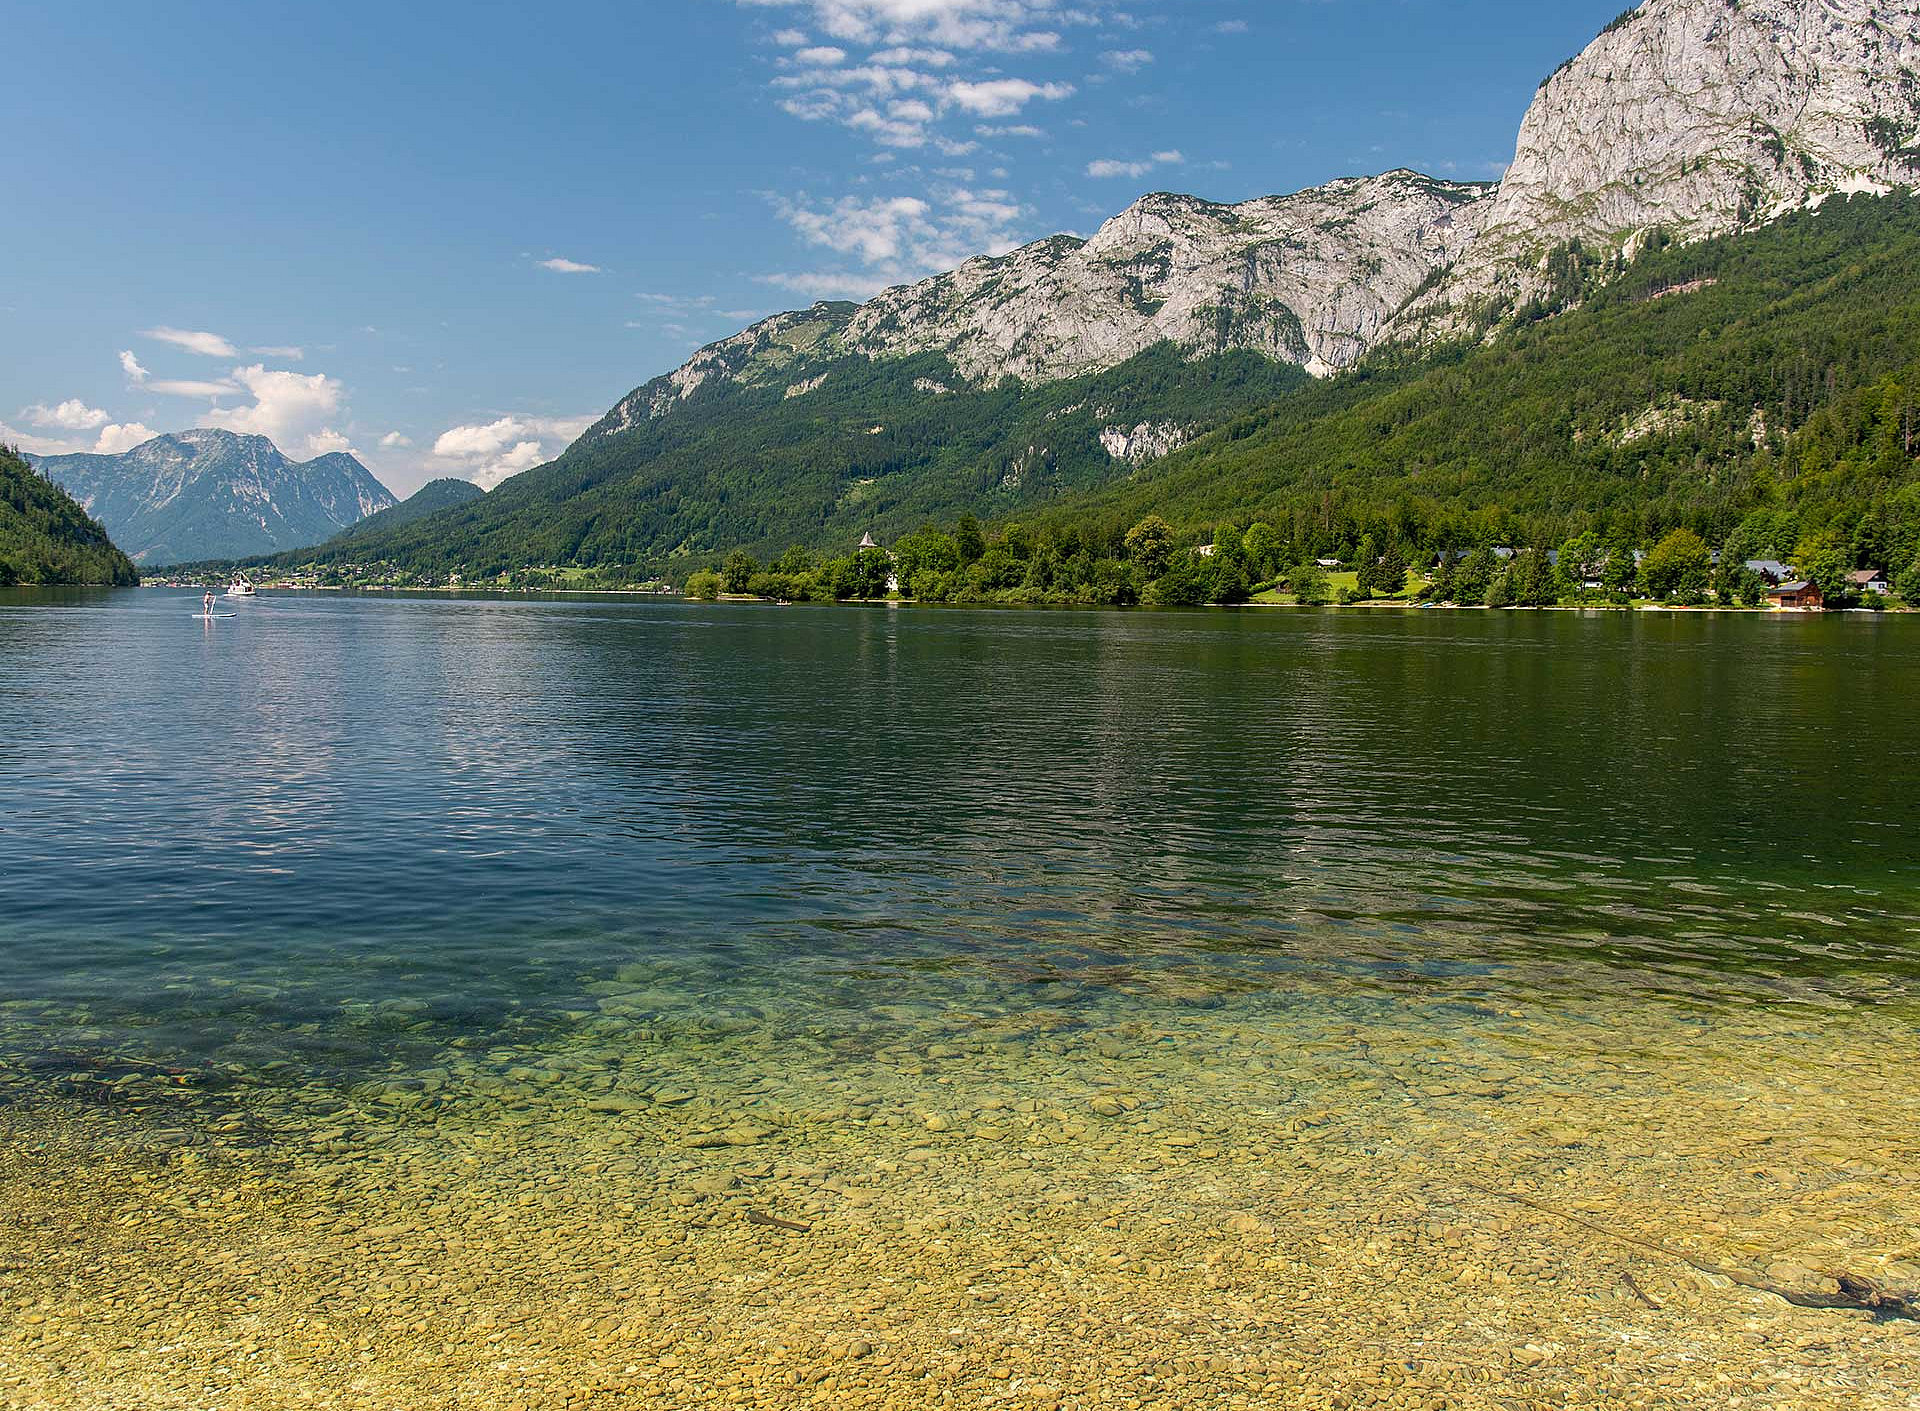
[0,446,137,585]
[269,0,1920,578]
[31,428,395,565]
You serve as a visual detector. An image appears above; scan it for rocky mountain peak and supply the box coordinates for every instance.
[582,0,1920,457]
[1510,0,1919,233]
[1082,191,1226,254]
[586,169,1492,442]
[1392,0,1920,336]
[31,429,394,564]
[170,427,246,447]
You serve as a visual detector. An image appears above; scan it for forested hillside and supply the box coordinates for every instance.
[321,476,484,544]
[284,348,1308,575]
[1045,191,1920,561]
[0,447,138,586]
[708,193,1920,608]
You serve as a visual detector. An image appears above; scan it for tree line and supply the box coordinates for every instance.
[679,193,1920,611]
[684,508,1918,610]
[0,447,138,586]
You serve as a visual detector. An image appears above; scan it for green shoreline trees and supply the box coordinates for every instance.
[0,447,138,586]
[666,195,1920,612]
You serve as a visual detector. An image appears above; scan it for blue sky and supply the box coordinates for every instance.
[2,0,1627,495]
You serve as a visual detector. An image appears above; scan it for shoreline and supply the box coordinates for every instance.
[126,582,1913,617]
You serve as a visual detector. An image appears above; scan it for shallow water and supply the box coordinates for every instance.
[3,589,1917,1408]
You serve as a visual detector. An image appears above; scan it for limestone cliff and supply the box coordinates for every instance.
[1392,0,1920,336]
[586,172,1488,441]
[586,0,1920,449]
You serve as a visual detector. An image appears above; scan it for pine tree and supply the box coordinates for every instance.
[1377,541,1409,598]
[1353,533,1379,596]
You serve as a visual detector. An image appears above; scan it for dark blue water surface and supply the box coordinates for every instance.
[4,588,1918,1072]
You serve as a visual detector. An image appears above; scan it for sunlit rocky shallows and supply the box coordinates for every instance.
[3,591,1917,1408]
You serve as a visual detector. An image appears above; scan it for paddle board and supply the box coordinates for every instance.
[191,612,238,619]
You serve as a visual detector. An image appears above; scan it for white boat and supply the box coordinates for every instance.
[226,579,256,598]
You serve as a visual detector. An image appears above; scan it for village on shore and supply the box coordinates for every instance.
[136,514,1917,615]
[669,519,1912,614]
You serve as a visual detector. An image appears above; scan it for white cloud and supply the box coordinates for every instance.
[976,123,1044,137]
[473,441,544,488]
[766,183,1029,305]
[1087,149,1183,178]
[249,345,305,360]
[0,415,152,457]
[945,78,1072,116]
[432,420,530,460]
[759,270,902,301]
[776,193,933,263]
[740,0,1070,52]
[0,420,86,456]
[95,422,158,454]
[1101,48,1152,71]
[752,2,1077,151]
[379,431,413,449]
[870,46,956,66]
[141,326,238,358]
[537,256,603,273]
[21,399,110,431]
[204,364,349,458]
[150,377,242,398]
[429,414,594,491]
[119,350,150,384]
[1213,20,1249,35]
[848,106,938,147]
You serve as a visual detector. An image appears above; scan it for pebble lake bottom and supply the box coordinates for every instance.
[2,589,1917,1409]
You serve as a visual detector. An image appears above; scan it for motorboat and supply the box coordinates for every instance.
[227,579,257,598]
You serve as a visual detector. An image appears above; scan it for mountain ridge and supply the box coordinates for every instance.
[586,170,1490,444]
[324,477,484,544]
[32,429,395,565]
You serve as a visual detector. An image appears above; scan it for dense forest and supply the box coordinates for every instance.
[0,446,138,586]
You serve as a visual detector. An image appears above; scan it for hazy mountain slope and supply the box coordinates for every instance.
[33,430,395,564]
[320,477,483,545]
[0,446,138,585]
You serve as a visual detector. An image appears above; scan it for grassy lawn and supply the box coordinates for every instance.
[1254,570,1424,606]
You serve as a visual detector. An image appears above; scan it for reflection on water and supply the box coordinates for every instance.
[2,590,1918,1407]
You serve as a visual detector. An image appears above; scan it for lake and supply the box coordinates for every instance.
[4,588,1917,1408]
